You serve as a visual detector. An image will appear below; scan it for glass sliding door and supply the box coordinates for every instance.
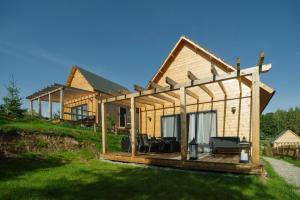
[161,115,180,141]
[188,111,217,153]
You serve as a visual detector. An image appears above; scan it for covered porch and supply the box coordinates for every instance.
[26,83,99,127]
[100,59,272,174]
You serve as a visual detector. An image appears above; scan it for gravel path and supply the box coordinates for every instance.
[264,157,300,190]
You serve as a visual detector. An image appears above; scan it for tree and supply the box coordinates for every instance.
[2,76,24,117]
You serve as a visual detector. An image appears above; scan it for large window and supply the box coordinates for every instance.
[119,107,127,127]
[161,115,180,141]
[188,111,217,152]
[71,104,88,121]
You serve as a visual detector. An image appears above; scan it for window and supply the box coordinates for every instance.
[71,104,88,121]
[119,107,127,127]
[188,111,217,152]
[161,115,180,141]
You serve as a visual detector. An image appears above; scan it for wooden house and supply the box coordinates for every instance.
[272,130,300,147]
[26,66,131,131]
[100,36,275,174]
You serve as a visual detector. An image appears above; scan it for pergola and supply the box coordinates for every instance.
[101,60,272,165]
[26,83,96,120]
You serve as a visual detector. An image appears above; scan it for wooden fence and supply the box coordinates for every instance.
[272,145,300,160]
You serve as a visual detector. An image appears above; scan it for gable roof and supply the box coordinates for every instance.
[66,66,128,94]
[271,129,300,143]
[147,36,275,112]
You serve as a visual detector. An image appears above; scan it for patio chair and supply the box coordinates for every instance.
[141,134,159,153]
[121,135,131,152]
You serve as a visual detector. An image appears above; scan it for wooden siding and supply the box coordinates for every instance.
[273,130,300,147]
[140,44,252,141]
[69,69,94,91]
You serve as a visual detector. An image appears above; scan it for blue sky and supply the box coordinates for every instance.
[0,0,299,114]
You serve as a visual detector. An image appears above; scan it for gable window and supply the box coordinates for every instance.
[119,107,127,127]
[71,104,88,121]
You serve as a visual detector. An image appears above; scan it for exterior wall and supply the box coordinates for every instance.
[140,44,252,142]
[70,70,94,91]
[273,130,300,147]
[63,96,95,120]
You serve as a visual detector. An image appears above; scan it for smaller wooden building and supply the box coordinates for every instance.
[272,130,300,147]
[26,66,131,131]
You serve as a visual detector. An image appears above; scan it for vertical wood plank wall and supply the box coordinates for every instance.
[140,44,253,142]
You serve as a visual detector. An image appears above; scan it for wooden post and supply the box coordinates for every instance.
[94,94,99,132]
[29,100,33,117]
[101,102,107,154]
[38,97,42,117]
[60,88,64,120]
[131,97,137,157]
[48,93,52,120]
[180,87,187,160]
[251,71,260,164]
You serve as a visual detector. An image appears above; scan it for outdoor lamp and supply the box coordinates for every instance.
[231,107,236,114]
[189,138,198,160]
[239,136,250,163]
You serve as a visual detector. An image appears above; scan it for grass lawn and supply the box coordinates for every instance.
[0,116,299,199]
[0,151,299,200]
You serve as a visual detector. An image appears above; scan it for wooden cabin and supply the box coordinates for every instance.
[26,66,131,131]
[272,130,300,147]
[100,36,275,174]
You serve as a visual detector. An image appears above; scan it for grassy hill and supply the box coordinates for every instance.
[0,116,299,200]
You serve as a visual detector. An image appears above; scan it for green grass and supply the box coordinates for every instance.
[0,151,299,200]
[0,115,299,199]
[0,116,122,151]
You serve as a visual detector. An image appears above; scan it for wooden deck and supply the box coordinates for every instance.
[100,152,264,174]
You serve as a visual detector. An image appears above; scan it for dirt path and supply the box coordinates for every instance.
[264,157,300,191]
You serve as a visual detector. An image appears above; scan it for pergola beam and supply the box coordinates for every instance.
[149,82,180,99]
[102,64,271,103]
[187,71,214,98]
[166,76,200,100]
[258,51,265,72]
[211,64,227,96]
[138,96,165,105]
[134,84,176,104]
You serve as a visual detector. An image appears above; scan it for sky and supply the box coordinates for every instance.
[0,0,299,114]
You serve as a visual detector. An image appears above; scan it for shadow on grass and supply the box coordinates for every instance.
[0,153,68,181]
[0,161,280,200]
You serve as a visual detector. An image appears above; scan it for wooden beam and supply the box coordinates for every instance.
[187,71,214,98]
[134,84,176,104]
[180,87,187,160]
[165,76,177,88]
[38,97,42,117]
[48,93,52,120]
[139,96,165,105]
[251,71,260,164]
[149,82,180,99]
[211,64,227,96]
[101,102,108,154]
[258,51,265,72]
[29,100,33,117]
[94,94,99,132]
[131,97,137,156]
[166,76,200,100]
[103,64,271,103]
[59,88,64,120]
[236,57,241,76]
[136,99,156,107]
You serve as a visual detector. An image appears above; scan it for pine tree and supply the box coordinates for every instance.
[2,76,24,117]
